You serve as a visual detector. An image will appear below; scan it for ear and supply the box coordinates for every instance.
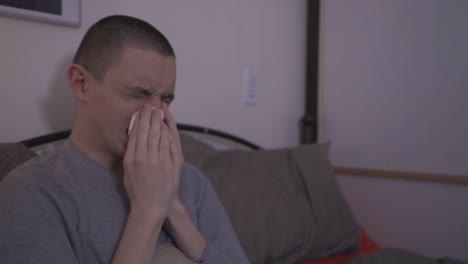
[67,64,90,101]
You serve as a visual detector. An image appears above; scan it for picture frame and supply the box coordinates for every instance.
[0,0,80,27]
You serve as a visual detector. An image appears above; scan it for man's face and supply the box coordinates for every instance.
[86,47,176,159]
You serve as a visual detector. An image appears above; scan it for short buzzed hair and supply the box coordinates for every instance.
[73,15,175,81]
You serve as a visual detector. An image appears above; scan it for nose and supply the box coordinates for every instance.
[147,95,162,108]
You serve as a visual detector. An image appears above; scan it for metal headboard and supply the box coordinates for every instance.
[20,123,261,150]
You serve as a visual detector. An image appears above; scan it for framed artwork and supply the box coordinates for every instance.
[0,0,80,27]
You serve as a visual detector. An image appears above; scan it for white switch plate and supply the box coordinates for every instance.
[243,67,258,105]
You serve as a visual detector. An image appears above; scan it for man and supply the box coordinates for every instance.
[0,15,248,264]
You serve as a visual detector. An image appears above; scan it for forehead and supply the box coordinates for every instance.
[102,47,176,92]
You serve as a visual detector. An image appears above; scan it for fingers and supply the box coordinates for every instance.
[159,123,171,164]
[122,104,179,216]
[162,103,183,153]
[126,103,181,165]
[148,106,162,159]
[170,137,183,167]
[135,104,154,160]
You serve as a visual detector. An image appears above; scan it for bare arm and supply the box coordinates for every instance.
[111,209,165,264]
[165,201,207,262]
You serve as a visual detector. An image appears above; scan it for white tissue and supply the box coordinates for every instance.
[128,111,139,135]
[127,110,165,135]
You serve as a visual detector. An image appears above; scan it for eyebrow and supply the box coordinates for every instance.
[121,85,174,97]
[122,85,154,94]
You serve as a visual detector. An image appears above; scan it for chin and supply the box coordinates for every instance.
[112,133,128,158]
[116,146,126,158]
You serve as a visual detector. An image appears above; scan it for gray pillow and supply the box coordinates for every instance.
[0,143,37,181]
[200,143,360,264]
[180,132,215,168]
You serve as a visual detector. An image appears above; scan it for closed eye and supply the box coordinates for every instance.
[120,86,174,104]
[161,93,175,104]
[121,86,152,98]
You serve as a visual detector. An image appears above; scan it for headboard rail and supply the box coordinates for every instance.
[20,123,261,150]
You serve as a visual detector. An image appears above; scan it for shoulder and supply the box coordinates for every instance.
[0,148,77,207]
[180,162,212,190]
[0,151,82,263]
[178,162,218,206]
[2,152,58,187]
[4,144,63,178]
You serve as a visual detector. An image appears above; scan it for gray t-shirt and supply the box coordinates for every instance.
[0,140,248,264]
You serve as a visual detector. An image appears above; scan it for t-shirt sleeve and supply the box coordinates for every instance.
[189,166,249,264]
[0,172,80,264]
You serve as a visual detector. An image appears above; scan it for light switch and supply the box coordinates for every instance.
[244,67,258,105]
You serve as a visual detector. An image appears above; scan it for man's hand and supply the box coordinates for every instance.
[112,103,178,264]
[161,103,207,262]
[161,103,184,210]
[114,102,206,264]
[123,103,177,219]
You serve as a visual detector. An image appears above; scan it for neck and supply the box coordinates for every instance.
[70,123,122,174]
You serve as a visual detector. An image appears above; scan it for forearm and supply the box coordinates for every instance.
[112,208,165,264]
[166,201,207,262]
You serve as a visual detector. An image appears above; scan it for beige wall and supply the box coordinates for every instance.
[0,0,307,148]
[320,0,468,261]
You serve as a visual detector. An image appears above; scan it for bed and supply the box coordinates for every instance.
[0,124,465,264]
